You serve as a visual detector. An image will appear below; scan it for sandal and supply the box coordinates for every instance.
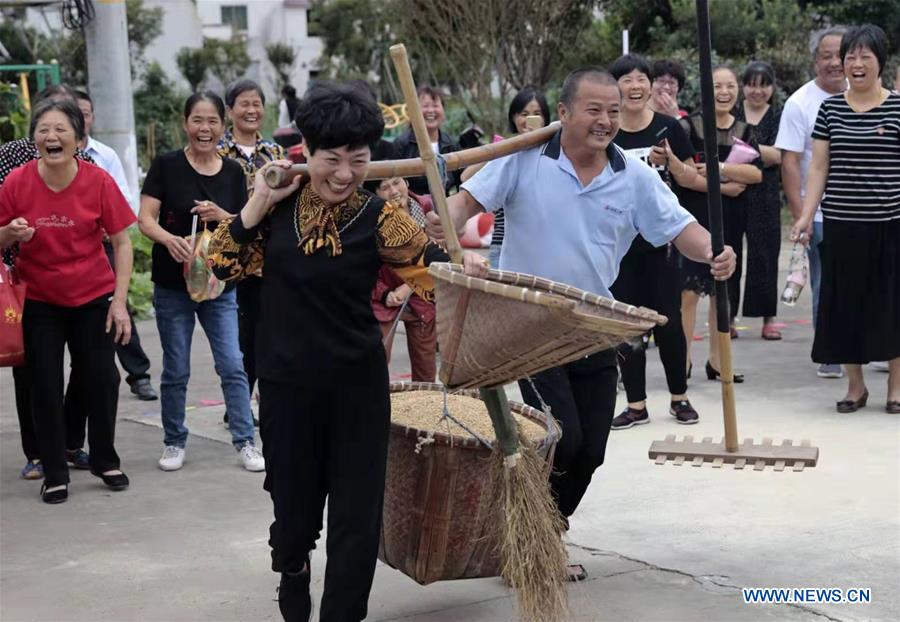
[566,564,587,582]
[761,325,782,340]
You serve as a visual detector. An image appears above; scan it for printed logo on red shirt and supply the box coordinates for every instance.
[34,214,75,228]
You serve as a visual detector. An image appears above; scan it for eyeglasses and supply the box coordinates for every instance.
[653,78,680,88]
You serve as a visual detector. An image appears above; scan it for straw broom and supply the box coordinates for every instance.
[390,44,569,622]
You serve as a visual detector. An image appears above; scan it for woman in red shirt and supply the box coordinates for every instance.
[0,98,135,504]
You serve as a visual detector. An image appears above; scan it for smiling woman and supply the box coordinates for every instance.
[0,97,136,504]
[137,91,264,474]
[204,80,482,621]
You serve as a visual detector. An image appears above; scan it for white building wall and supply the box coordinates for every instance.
[143,0,203,90]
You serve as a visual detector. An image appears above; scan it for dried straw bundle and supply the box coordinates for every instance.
[489,440,569,622]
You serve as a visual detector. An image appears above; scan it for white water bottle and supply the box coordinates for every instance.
[781,243,808,306]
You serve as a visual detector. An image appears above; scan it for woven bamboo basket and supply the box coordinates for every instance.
[379,382,561,585]
[429,263,668,389]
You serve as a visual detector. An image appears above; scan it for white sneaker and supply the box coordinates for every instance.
[238,442,265,472]
[158,445,185,471]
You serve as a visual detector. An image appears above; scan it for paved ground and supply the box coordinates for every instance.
[2,247,898,622]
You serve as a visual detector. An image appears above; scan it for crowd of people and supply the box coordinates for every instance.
[0,20,897,622]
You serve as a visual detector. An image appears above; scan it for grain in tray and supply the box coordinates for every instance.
[390,391,546,442]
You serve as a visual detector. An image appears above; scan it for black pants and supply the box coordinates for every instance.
[12,366,39,462]
[53,243,151,451]
[237,276,262,395]
[518,349,618,520]
[22,295,121,486]
[611,248,688,403]
[259,352,390,622]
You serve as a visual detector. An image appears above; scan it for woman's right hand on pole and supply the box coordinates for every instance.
[164,233,194,262]
[253,160,302,208]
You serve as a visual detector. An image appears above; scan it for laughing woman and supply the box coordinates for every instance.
[791,25,900,414]
[0,98,134,503]
[678,65,763,381]
[207,81,481,621]
[138,92,263,473]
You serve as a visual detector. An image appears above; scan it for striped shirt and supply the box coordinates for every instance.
[812,93,900,222]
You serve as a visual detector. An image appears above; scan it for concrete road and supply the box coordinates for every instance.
[2,252,898,621]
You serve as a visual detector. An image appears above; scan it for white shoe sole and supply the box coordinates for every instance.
[669,410,699,425]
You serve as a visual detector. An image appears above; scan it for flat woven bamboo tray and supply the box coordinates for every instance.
[429,263,667,389]
[380,382,560,584]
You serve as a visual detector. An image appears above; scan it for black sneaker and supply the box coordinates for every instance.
[278,567,312,622]
[611,406,649,430]
[130,379,158,401]
[669,400,699,425]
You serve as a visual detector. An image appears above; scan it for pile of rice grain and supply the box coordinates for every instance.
[391,391,546,443]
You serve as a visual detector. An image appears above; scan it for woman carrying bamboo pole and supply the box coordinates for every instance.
[206,81,483,622]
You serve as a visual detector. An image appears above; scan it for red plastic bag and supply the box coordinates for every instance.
[0,266,26,367]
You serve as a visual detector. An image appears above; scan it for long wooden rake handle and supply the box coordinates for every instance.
[696,0,739,452]
[264,122,560,190]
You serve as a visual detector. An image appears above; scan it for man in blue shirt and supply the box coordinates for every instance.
[431,67,735,581]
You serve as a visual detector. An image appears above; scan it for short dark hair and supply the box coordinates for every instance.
[741,61,776,87]
[33,84,79,106]
[840,24,888,77]
[416,85,444,104]
[295,81,385,154]
[281,84,296,99]
[73,89,92,108]
[609,54,652,81]
[507,86,551,134]
[29,97,86,142]
[184,91,226,121]
[225,79,265,108]
[651,59,686,90]
[559,67,618,105]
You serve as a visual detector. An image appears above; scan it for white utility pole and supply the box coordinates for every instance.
[84,0,139,205]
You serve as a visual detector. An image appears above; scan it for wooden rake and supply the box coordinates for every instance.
[648,0,820,473]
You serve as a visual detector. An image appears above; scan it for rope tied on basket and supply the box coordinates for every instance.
[433,386,494,450]
[526,376,558,447]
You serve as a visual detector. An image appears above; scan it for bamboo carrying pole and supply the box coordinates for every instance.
[264,122,560,189]
[389,44,568,621]
[648,0,819,472]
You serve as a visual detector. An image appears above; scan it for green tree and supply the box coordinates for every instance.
[133,62,184,167]
[265,42,296,90]
[205,36,251,87]
[126,0,164,75]
[313,0,400,100]
[176,47,211,92]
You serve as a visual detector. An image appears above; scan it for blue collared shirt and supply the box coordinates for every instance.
[461,130,695,298]
[83,136,136,212]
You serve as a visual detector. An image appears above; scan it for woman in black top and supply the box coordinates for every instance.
[607,54,702,429]
[736,61,784,340]
[138,92,263,473]
[678,65,763,382]
[792,25,900,414]
[208,81,481,622]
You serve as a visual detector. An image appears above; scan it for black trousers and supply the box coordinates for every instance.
[259,351,390,622]
[55,243,150,451]
[22,295,121,486]
[237,276,262,395]
[12,366,39,461]
[611,248,688,403]
[518,349,618,520]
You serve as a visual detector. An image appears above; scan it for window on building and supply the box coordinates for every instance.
[221,5,248,32]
